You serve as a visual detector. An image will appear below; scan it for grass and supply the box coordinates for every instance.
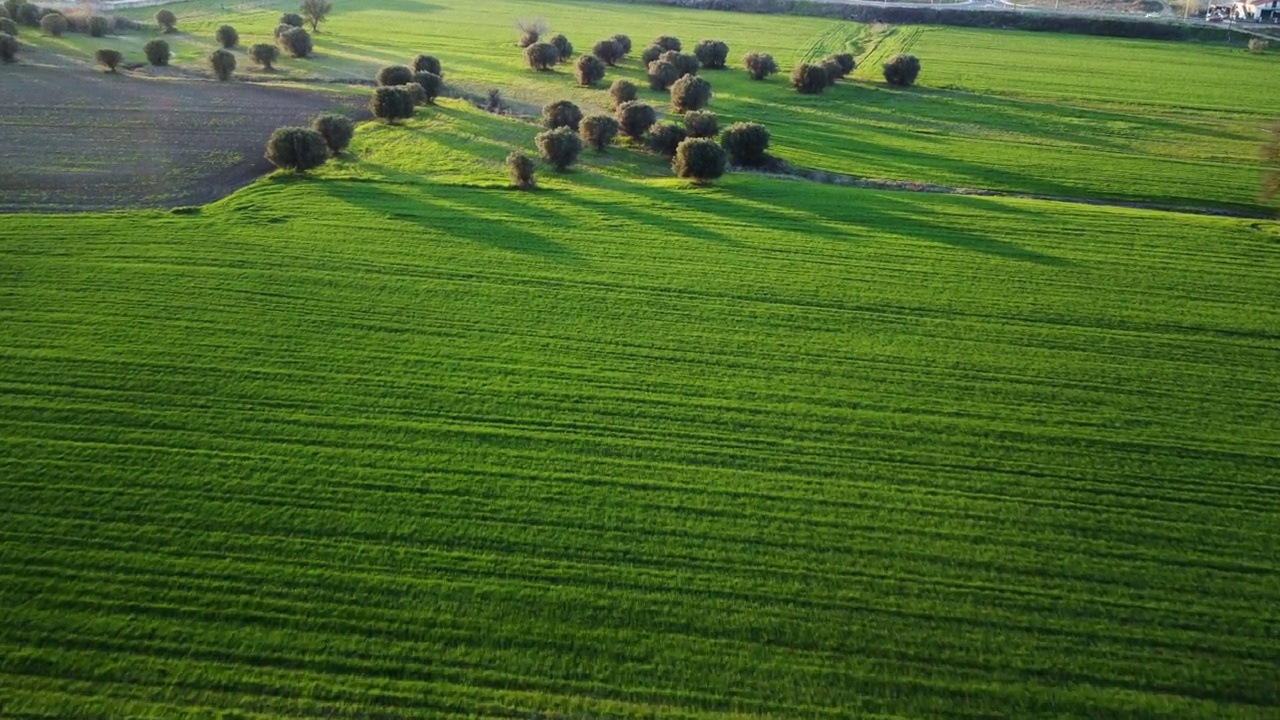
[20,0,1252,210]
[2,99,1279,718]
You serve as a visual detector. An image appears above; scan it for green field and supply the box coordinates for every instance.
[4,0,1280,718]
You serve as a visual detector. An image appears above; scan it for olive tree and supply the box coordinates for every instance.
[574,53,605,86]
[376,64,413,86]
[265,127,329,173]
[683,110,717,138]
[646,59,677,91]
[646,122,686,157]
[154,8,175,33]
[609,78,636,108]
[549,33,572,60]
[790,63,827,94]
[535,126,583,171]
[592,37,623,66]
[215,24,238,48]
[882,53,921,86]
[369,86,415,123]
[743,52,778,80]
[670,74,711,112]
[507,150,536,189]
[640,44,662,65]
[412,54,441,76]
[413,70,441,103]
[143,39,169,66]
[580,114,618,152]
[277,26,312,58]
[95,48,122,71]
[250,43,279,69]
[659,49,698,78]
[615,100,657,141]
[311,113,354,154]
[86,14,108,37]
[673,137,726,183]
[39,12,65,36]
[693,39,728,69]
[278,12,304,28]
[610,34,631,54]
[542,99,583,131]
[0,31,14,62]
[652,34,680,51]
[720,121,769,166]
[300,0,332,32]
[0,17,15,35]
[525,41,558,71]
[209,48,235,80]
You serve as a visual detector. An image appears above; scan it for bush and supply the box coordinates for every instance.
[525,41,558,71]
[17,2,36,27]
[684,110,717,138]
[0,31,13,62]
[39,12,64,36]
[743,52,778,80]
[882,53,921,86]
[646,122,687,156]
[507,150,536,189]
[412,54,441,76]
[215,24,237,48]
[653,34,681,51]
[399,82,426,106]
[369,86,415,123]
[209,47,235,80]
[273,22,293,38]
[611,33,631,54]
[154,8,175,33]
[616,100,657,141]
[535,126,582,171]
[310,113,353,154]
[820,58,842,86]
[1249,38,1269,54]
[264,126,329,173]
[143,39,169,66]
[660,49,699,78]
[580,114,618,152]
[574,53,605,86]
[249,43,278,69]
[828,52,855,76]
[647,59,678,91]
[413,70,441,103]
[278,26,311,58]
[549,33,572,60]
[791,63,827,94]
[86,14,108,37]
[639,44,662,65]
[376,64,413,86]
[515,18,546,48]
[95,47,122,71]
[278,12,304,28]
[0,16,15,35]
[543,99,583,131]
[670,74,711,112]
[673,137,726,183]
[693,39,729,69]
[720,121,769,166]
[609,78,637,107]
[300,0,332,32]
[593,37,623,66]
[484,88,502,113]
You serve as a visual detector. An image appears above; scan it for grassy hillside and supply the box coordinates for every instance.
[17,0,1275,209]
[2,101,1279,718]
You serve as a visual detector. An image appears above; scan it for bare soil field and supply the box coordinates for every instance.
[0,58,359,213]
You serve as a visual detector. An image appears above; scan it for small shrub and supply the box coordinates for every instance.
[543,99,583,131]
[593,37,623,66]
[399,82,426,106]
[154,8,175,33]
[683,110,717,138]
[376,64,413,86]
[693,39,729,69]
[215,24,237,48]
[0,16,16,35]
[483,88,502,113]
[580,114,618,152]
[310,113,353,154]
[652,34,680,52]
[143,38,169,66]
[820,58,842,86]
[278,26,311,58]
[412,54,441,76]
[86,14,108,37]
[39,11,64,36]
[535,126,583,171]
[525,41,558,71]
[646,122,686,156]
[249,43,278,69]
[647,59,678,91]
[670,74,711,112]
[720,121,769,166]
[264,126,329,173]
[1249,38,1269,54]
[300,0,332,32]
[413,70,441,103]
[882,53,921,86]
[209,47,235,80]
[549,33,572,60]
[616,100,657,141]
[278,12,304,28]
[639,44,662,65]
[574,53,605,86]
[673,137,726,183]
[611,33,631,54]
[660,49,698,78]
[369,86,415,123]
[515,17,546,48]
[743,52,778,80]
[507,150,536,189]
[609,78,636,107]
[828,52,855,76]
[0,31,13,62]
[791,63,827,94]
[95,48,122,71]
